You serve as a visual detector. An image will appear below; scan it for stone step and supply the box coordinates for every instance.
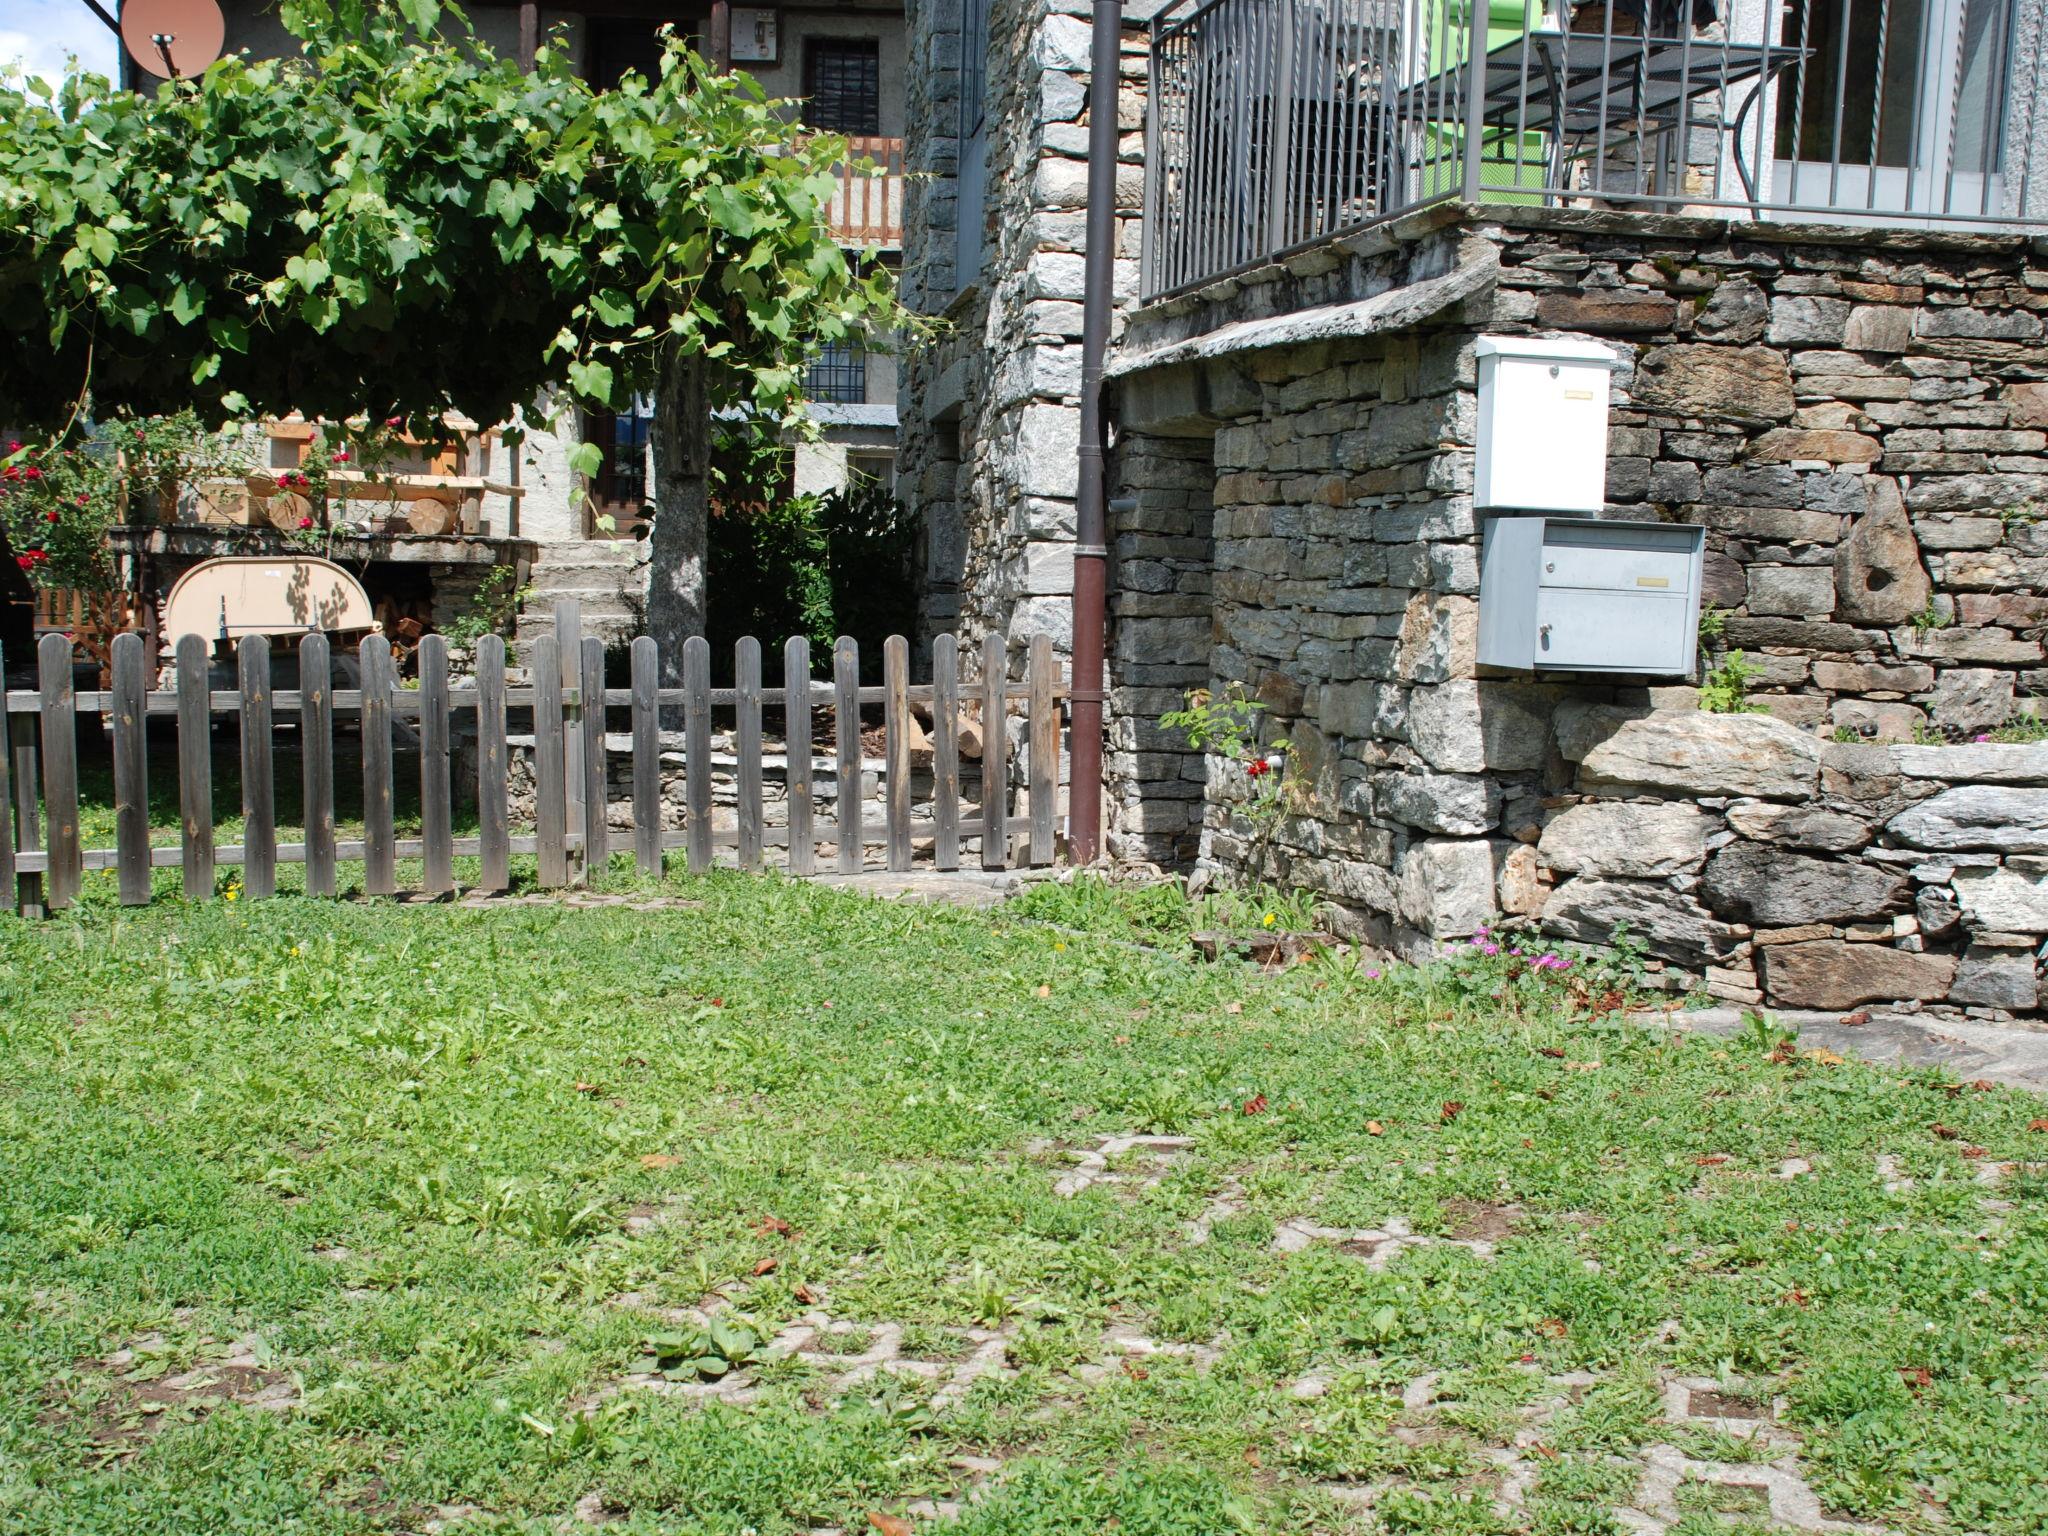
[526,541,646,571]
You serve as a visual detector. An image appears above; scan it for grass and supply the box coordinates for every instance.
[1,873,2046,1535]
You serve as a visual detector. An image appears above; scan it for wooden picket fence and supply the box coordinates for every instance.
[0,620,1067,916]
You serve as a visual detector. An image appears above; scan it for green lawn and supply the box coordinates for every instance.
[1,875,2045,1535]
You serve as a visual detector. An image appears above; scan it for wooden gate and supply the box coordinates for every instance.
[0,617,1067,915]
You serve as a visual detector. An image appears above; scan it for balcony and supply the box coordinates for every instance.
[826,134,906,248]
[1142,0,2046,297]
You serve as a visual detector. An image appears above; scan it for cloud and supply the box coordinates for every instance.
[0,0,124,89]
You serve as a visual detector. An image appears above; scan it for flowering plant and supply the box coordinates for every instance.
[251,419,411,550]
[1161,682,1302,836]
[1,414,245,676]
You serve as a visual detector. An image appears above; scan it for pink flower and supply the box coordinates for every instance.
[297,516,314,530]
[1974,734,1991,743]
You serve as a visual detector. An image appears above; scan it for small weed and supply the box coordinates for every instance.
[1908,599,1955,634]
[1699,650,1764,714]
[635,1316,771,1382]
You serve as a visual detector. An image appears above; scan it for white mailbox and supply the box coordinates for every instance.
[1474,336,1620,513]
[1478,515,1705,676]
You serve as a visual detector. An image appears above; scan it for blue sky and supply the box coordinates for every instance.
[1,0,125,87]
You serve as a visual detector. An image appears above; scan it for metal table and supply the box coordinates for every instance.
[1406,29,1807,210]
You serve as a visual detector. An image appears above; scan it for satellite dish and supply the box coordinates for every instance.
[120,0,227,80]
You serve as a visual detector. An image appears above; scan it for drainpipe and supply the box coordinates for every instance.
[1069,0,1123,866]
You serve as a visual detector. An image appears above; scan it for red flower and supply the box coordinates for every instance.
[1245,757,1269,778]
[297,516,314,529]
[1242,1093,1269,1116]
[5,440,19,451]
[385,416,403,428]
[333,450,350,463]
[22,466,41,480]
[45,511,60,524]
[75,494,88,506]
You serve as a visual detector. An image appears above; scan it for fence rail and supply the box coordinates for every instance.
[1143,0,2044,297]
[0,622,1067,917]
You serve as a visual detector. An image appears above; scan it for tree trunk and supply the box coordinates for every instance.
[646,345,710,681]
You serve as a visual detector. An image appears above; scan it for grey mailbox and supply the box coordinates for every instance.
[1477,516,1705,676]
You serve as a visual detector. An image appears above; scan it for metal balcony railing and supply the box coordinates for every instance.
[1143,0,2045,298]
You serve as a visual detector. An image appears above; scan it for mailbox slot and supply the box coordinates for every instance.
[1478,515,1706,676]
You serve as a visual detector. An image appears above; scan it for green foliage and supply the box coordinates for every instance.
[4,872,2048,1532]
[636,1316,771,1382]
[705,455,916,678]
[1161,683,1301,835]
[436,564,533,651]
[1909,599,1955,634]
[0,414,243,594]
[0,1,906,435]
[1698,649,1764,714]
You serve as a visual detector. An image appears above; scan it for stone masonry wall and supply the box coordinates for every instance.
[1538,709,2048,1021]
[898,0,1151,672]
[1484,211,2048,741]
[1103,209,2048,986]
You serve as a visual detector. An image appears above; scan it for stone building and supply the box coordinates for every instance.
[896,0,2048,1016]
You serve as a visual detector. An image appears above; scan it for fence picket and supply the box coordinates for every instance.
[630,636,661,876]
[238,636,276,899]
[884,635,911,872]
[1028,633,1056,866]
[361,635,397,895]
[580,636,608,877]
[931,635,960,872]
[784,636,814,877]
[39,633,81,907]
[683,635,712,875]
[301,632,336,898]
[533,635,567,888]
[0,643,14,909]
[736,636,764,870]
[419,634,454,896]
[980,633,1007,871]
[7,690,43,916]
[111,633,150,906]
[175,633,214,900]
[476,635,510,891]
[834,637,861,873]
[556,597,584,879]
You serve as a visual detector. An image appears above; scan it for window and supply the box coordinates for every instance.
[806,342,868,405]
[584,398,655,514]
[803,39,881,135]
[849,453,897,493]
[961,0,988,138]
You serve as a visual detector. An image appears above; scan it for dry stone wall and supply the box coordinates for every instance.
[1489,210,2048,740]
[1541,710,2048,1020]
[1102,208,2048,996]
